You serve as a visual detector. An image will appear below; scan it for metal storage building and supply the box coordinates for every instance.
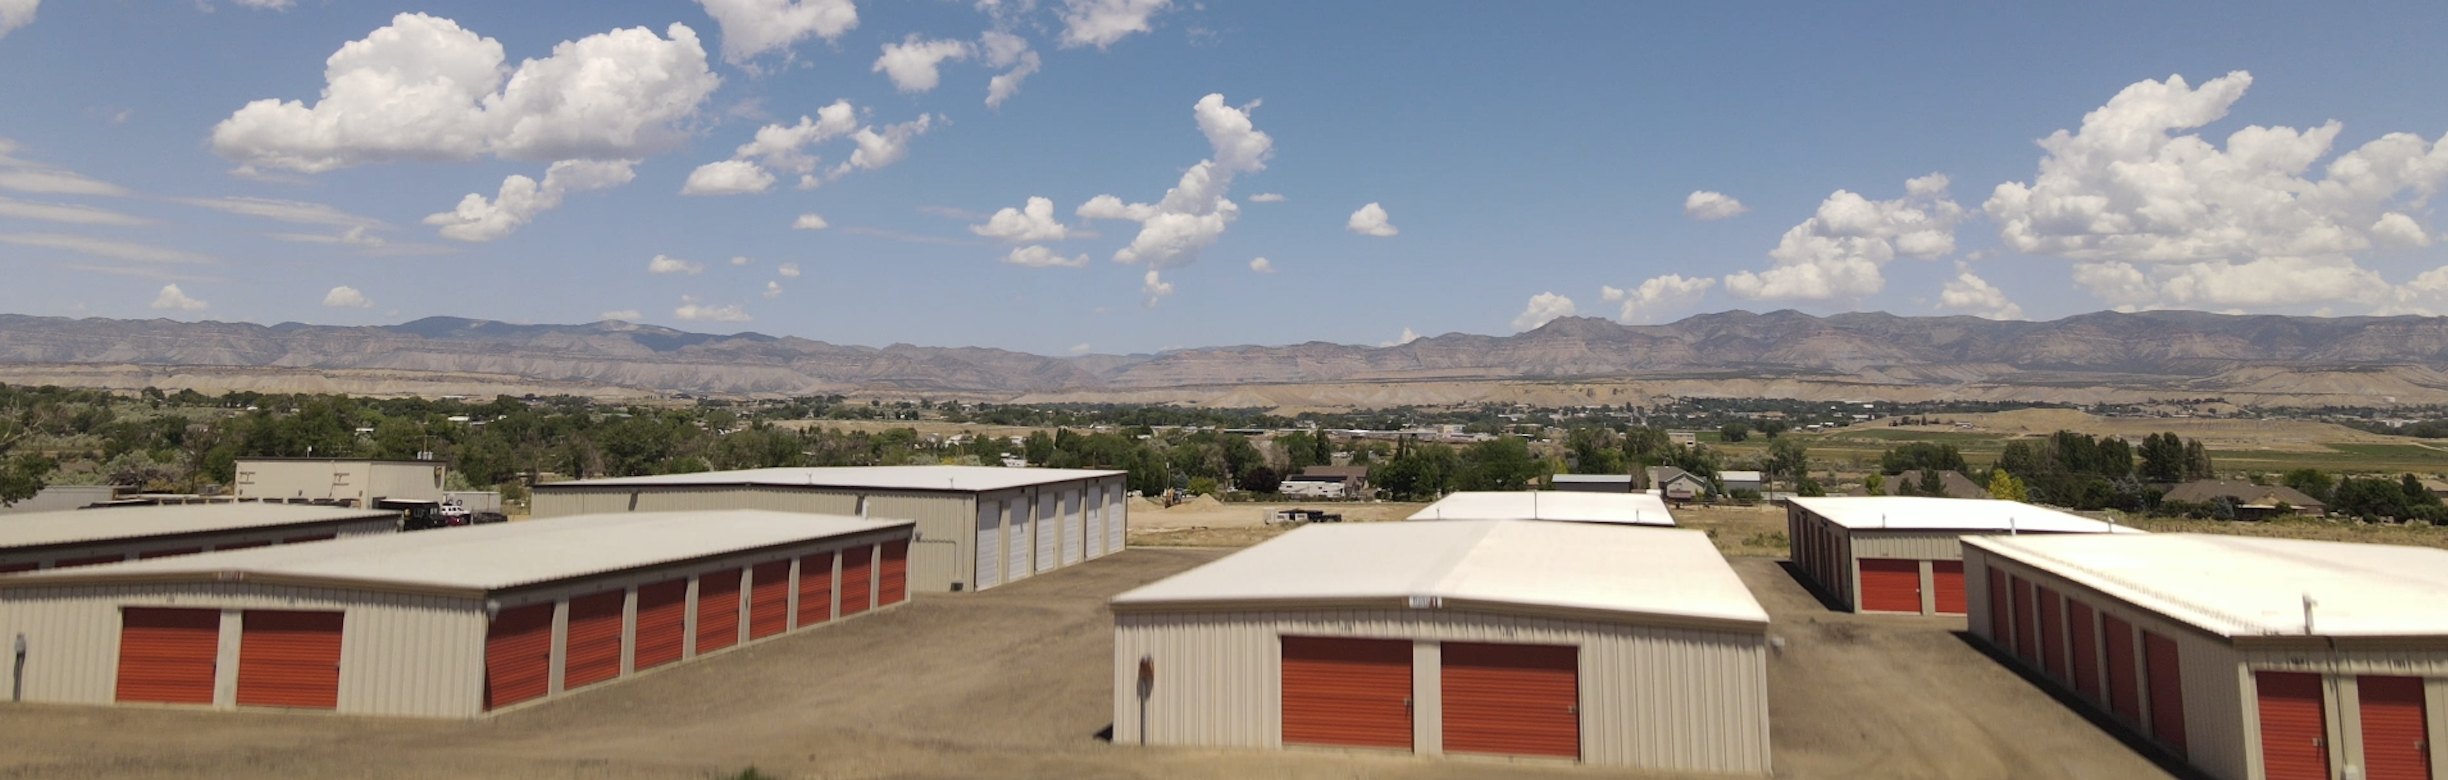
[232,457,447,506]
[0,510,912,718]
[530,466,1127,594]
[1966,533,2448,780]
[1787,496,2138,616]
[1110,520,1771,773]
[1,503,399,573]
[1406,491,1676,527]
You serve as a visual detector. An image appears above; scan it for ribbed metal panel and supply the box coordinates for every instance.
[1850,531,1971,562]
[1005,491,1032,582]
[2355,675,2429,780]
[1084,488,1105,559]
[1113,608,1769,774]
[974,499,1002,589]
[1061,488,1084,565]
[861,493,971,593]
[1106,482,1125,555]
[1033,493,1058,573]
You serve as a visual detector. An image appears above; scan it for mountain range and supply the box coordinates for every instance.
[5,310,2448,408]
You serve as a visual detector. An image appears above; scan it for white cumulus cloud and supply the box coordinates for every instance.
[1600,274,1715,323]
[1075,94,1271,277]
[0,0,33,40]
[211,14,717,173]
[730,256,752,266]
[151,284,208,311]
[1249,257,1273,273]
[777,262,800,278]
[322,285,372,308]
[1140,269,1174,307]
[980,30,1040,108]
[679,159,775,195]
[730,100,858,187]
[1247,192,1284,203]
[792,213,829,230]
[1346,202,1398,237]
[1935,265,2024,320]
[1723,174,1965,303]
[1511,292,1576,332]
[647,254,704,274]
[1060,0,1169,49]
[1379,327,1421,348]
[674,296,750,322]
[873,35,973,94]
[601,309,643,321]
[1001,245,1089,268]
[830,114,933,177]
[971,196,1070,242]
[422,158,637,242]
[1683,190,1748,220]
[694,0,857,65]
[763,280,783,298]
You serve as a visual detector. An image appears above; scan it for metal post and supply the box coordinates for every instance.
[1136,655,1155,746]
[12,633,25,703]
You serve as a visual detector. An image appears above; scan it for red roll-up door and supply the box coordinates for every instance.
[632,579,687,671]
[138,548,201,560]
[695,569,742,654]
[2036,586,2065,679]
[1441,642,1578,759]
[2144,631,2186,753]
[1988,569,2010,645]
[1930,560,1966,614]
[879,539,909,606]
[282,533,336,544]
[483,603,553,710]
[839,546,873,617]
[235,610,342,709]
[2067,600,2100,700]
[2360,675,2431,780]
[561,591,624,690]
[2103,614,2141,723]
[748,561,790,640]
[115,607,220,705]
[57,554,124,568]
[0,562,35,573]
[2255,671,2328,780]
[1858,559,1922,613]
[1280,636,1412,751]
[214,540,271,551]
[796,552,834,626]
[2012,577,2037,661]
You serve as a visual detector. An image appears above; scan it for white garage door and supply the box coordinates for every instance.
[1034,492,1059,573]
[974,499,1002,590]
[1062,488,1084,565]
[1084,485,1105,558]
[1106,483,1125,552]
[1006,498,1032,581]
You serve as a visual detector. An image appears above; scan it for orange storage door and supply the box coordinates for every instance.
[281,533,336,544]
[484,603,553,710]
[138,548,201,560]
[1441,642,1578,759]
[2103,614,2141,723]
[2144,631,2186,753]
[2360,676,2430,780]
[839,545,873,617]
[796,552,835,626]
[2067,599,2100,700]
[2012,577,2037,661]
[879,540,909,606]
[2036,586,2065,679]
[57,554,124,568]
[115,607,220,705]
[2255,671,2328,780]
[235,610,343,709]
[214,540,270,551]
[748,561,790,639]
[695,569,742,654]
[0,562,35,573]
[1857,559,1922,613]
[561,591,624,690]
[632,580,687,671]
[1280,636,1412,751]
[1988,569,2010,645]
[1929,560,1967,614]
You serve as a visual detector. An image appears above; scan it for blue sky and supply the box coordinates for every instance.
[4,1,2448,355]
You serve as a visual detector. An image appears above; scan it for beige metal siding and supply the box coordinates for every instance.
[1113,608,1770,774]
[335,517,401,539]
[1849,531,1970,562]
[368,463,446,503]
[861,493,974,593]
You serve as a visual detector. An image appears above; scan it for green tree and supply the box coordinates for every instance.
[1862,473,1885,495]
[1457,437,1542,491]
[1566,427,1628,474]
[1718,421,1751,443]
[1987,469,2028,502]
[1764,437,1809,487]
[2137,432,2188,482]
[2281,469,2333,505]
[1918,467,1946,497]
[1880,443,1968,475]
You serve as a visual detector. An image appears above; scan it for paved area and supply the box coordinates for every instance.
[0,547,2198,779]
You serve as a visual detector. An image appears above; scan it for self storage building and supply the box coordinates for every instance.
[0,503,400,573]
[1786,496,2138,616]
[1109,520,1771,774]
[0,509,911,718]
[530,466,1125,594]
[1966,533,2448,780]
[1406,491,1676,527]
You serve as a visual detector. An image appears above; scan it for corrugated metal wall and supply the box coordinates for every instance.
[1850,531,1970,562]
[369,463,446,503]
[1112,608,1770,774]
[862,493,973,593]
[0,582,488,717]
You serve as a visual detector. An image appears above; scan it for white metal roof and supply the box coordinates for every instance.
[0,503,396,550]
[1968,533,2448,638]
[1720,471,1763,481]
[536,465,1121,493]
[1790,496,2141,534]
[1406,491,1676,527]
[0,510,908,595]
[1112,520,1766,627]
[1550,474,1632,483]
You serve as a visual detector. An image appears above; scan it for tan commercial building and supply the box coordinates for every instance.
[0,510,911,718]
[232,458,447,507]
[1110,521,1771,774]
[1787,496,2138,616]
[531,466,1127,594]
[1966,533,2448,780]
[0,503,399,573]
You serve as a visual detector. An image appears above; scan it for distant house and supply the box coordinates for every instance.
[2160,480,2325,519]
[1644,466,1713,502]
[1551,474,1635,493]
[1718,471,1764,494]
[2421,477,2448,501]
[1852,470,1992,500]
[1281,465,1369,499]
